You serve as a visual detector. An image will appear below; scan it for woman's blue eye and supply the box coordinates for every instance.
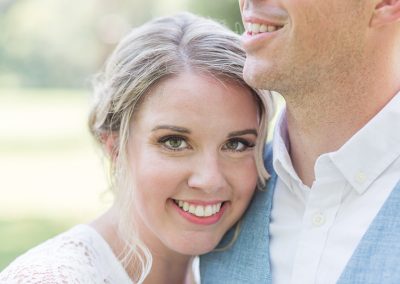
[159,136,188,150]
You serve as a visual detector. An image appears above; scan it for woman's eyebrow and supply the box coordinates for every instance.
[227,129,258,138]
[152,125,191,134]
[152,126,257,137]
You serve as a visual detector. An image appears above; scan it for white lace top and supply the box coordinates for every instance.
[0,224,133,283]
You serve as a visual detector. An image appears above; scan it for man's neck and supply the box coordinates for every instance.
[284,78,399,187]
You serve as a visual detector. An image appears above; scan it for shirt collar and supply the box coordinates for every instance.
[272,109,304,193]
[329,93,400,194]
[272,92,400,195]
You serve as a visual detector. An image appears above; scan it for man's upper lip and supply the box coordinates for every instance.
[242,11,287,27]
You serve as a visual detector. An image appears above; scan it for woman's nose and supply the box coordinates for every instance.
[187,153,228,194]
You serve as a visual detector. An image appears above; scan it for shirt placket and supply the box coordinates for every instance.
[290,178,344,284]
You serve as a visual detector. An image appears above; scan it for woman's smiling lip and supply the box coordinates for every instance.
[170,199,228,225]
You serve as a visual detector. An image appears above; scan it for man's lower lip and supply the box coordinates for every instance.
[171,200,226,225]
[241,31,279,50]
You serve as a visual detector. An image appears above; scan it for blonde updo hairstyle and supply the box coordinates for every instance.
[89,12,273,283]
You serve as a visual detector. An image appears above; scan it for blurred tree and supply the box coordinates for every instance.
[1,0,101,88]
[187,0,243,33]
[0,0,17,14]
[0,0,243,89]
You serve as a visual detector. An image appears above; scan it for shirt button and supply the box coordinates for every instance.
[355,171,367,184]
[312,212,325,227]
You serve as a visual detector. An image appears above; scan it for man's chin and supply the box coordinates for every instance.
[244,58,289,93]
[244,63,272,90]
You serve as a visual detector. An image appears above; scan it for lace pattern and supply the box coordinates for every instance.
[0,225,132,284]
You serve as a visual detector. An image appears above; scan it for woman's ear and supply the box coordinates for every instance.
[101,132,119,161]
[371,0,400,27]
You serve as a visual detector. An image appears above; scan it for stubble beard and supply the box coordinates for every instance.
[243,55,322,105]
[244,36,365,113]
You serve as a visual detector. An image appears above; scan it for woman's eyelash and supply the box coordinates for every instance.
[236,139,255,147]
[158,135,185,143]
[224,138,256,152]
[157,135,189,151]
[156,135,255,152]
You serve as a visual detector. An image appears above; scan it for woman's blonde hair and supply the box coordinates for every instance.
[88,12,274,283]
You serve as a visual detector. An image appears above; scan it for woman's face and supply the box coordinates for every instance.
[127,72,260,256]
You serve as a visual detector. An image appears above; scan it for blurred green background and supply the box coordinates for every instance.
[0,0,245,270]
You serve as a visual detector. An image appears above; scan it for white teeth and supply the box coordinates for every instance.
[246,22,282,34]
[195,206,204,217]
[247,22,252,32]
[174,199,223,218]
[251,23,260,34]
[204,205,212,217]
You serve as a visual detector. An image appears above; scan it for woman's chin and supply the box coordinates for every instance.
[170,237,221,256]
